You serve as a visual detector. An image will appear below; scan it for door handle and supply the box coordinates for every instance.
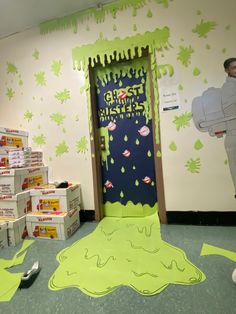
[100,136,106,150]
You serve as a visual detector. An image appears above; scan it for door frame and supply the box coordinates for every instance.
[88,49,167,223]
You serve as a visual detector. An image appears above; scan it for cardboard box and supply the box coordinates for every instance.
[26,209,80,240]
[0,154,9,167]
[0,191,31,219]
[0,221,8,249]
[0,127,28,151]
[0,216,28,247]
[30,184,81,213]
[0,166,48,194]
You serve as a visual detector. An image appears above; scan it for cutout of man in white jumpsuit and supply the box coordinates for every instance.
[192,58,236,198]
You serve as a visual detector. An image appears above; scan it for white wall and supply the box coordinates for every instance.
[0,0,235,211]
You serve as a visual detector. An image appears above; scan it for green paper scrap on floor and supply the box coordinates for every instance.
[201,243,236,262]
[0,240,34,302]
[49,214,205,297]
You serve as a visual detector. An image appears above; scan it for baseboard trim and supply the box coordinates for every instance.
[79,210,95,222]
[167,211,236,226]
[79,210,236,226]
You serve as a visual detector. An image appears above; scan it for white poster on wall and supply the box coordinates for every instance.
[159,85,180,111]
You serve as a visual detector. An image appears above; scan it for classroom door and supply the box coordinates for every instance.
[95,57,158,217]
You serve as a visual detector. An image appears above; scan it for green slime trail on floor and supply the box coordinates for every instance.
[0,240,34,302]
[49,214,205,297]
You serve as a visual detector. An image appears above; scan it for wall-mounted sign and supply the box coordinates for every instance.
[159,85,180,111]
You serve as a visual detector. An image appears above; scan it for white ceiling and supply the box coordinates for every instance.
[0,0,113,39]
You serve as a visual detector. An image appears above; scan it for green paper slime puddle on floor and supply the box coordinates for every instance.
[49,214,205,297]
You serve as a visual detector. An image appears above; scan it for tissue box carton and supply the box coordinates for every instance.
[0,221,8,249]
[0,127,28,151]
[0,191,31,219]
[0,166,48,195]
[0,216,27,247]
[30,184,81,213]
[26,209,80,240]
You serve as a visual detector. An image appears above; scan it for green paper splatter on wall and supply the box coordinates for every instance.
[19,79,23,86]
[194,139,203,150]
[193,67,201,76]
[124,135,128,142]
[111,158,115,165]
[40,0,147,34]
[224,159,228,165]
[169,142,177,151]
[33,134,46,146]
[147,10,153,18]
[51,60,62,76]
[173,112,192,131]
[222,48,226,54]
[185,158,201,173]
[155,0,170,8]
[192,20,217,38]
[24,111,33,122]
[147,150,152,157]
[6,88,14,100]
[7,62,18,74]
[76,136,88,154]
[75,115,79,122]
[205,44,211,50]
[136,139,140,145]
[120,191,124,198]
[156,64,174,78]
[178,84,183,91]
[55,89,71,103]
[157,150,162,157]
[177,46,194,67]
[72,27,171,70]
[135,179,139,187]
[50,113,66,126]
[121,167,125,174]
[56,141,69,156]
[35,72,46,86]
[32,49,39,60]
[133,165,136,170]
[204,79,208,84]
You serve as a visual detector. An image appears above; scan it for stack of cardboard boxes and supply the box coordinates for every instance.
[0,127,81,248]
